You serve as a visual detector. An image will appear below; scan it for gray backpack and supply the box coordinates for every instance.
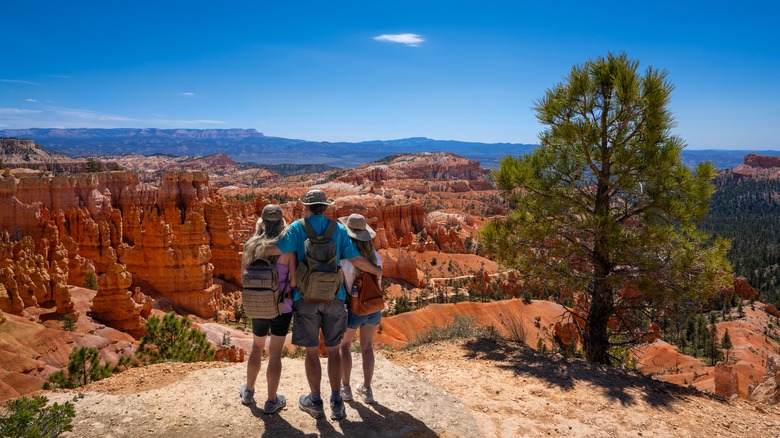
[242,257,283,319]
[296,218,343,303]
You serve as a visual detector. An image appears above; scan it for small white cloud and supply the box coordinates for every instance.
[1,79,38,85]
[373,33,425,47]
[25,98,37,103]
[180,92,195,97]
[0,108,42,114]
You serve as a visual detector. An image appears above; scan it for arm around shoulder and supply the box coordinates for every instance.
[349,255,382,277]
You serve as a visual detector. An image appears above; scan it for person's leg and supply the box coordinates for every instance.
[321,299,348,395]
[304,345,322,394]
[266,334,285,402]
[246,334,265,391]
[339,327,357,388]
[359,325,378,388]
[325,344,341,393]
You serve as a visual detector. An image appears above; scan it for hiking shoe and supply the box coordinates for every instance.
[298,394,325,419]
[356,384,375,403]
[239,384,255,405]
[263,394,286,414]
[340,384,353,401]
[330,398,346,421]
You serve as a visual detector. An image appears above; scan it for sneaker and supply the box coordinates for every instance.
[239,384,255,405]
[340,384,353,401]
[263,394,286,414]
[356,384,375,404]
[330,398,346,421]
[298,394,325,419]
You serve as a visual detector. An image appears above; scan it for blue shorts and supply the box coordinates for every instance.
[347,310,381,329]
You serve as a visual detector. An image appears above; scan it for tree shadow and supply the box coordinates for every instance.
[461,337,719,408]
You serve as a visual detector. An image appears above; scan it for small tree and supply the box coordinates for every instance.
[85,158,102,172]
[708,323,723,366]
[136,311,215,364]
[47,347,113,389]
[0,395,75,437]
[721,328,733,362]
[82,272,98,290]
[61,314,76,332]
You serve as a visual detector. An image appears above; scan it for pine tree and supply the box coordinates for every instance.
[482,53,732,364]
[721,328,733,362]
[82,272,98,290]
[47,347,113,389]
[136,311,215,364]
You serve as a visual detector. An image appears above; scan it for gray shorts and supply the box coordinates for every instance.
[292,298,347,347]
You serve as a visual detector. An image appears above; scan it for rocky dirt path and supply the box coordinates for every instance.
[43,337,780,437]
[46,353,479,438]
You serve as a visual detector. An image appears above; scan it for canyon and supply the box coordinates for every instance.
[1,142,780,429]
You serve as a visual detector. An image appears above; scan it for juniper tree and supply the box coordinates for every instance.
[482,53,732,364]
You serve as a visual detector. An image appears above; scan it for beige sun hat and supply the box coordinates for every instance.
[338,214,376,241]
[300,189,335,205]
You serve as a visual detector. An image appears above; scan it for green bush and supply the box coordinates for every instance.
[82,272,98,291]
[0,395,74,437]
[404,314,486,349]
[47,347,113,389]
[137,312,215,364]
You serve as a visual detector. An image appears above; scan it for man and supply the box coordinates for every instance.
[275,189,382,421]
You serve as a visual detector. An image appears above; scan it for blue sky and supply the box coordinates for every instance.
[1,1,778,149]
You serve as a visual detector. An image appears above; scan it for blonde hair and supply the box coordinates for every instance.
[242,217,288,268]
[352,238,378,266]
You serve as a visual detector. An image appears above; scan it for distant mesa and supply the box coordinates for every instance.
[730,153,780,179]
[744,153,780,169]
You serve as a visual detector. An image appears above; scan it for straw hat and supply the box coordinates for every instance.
[338,214,376,241]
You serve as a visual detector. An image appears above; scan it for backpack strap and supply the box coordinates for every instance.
[299,217,337,239]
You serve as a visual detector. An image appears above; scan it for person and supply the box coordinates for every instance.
[239,204,296,414]
[337,214,383,404]
[274,189,382,421]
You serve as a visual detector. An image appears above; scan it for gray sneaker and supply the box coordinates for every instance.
[330,398,346,421]
[356,384,375,403]
[263,394,286,414]
[240,384,255,405]
[340,384,353,401]
[298,394,325,419]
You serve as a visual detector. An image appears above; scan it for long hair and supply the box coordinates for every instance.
[352,238,378,266]
[242,217,287,268]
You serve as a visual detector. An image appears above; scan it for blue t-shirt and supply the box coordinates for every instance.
[276,215,358,301]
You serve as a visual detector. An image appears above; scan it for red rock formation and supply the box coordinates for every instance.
[765,304,780,318]
[215,345,246,362]
[714,362,739,398]
[744,154,780,169]
[748,354,780,405]
[92,263,152,338]
[733,277,759,300]
[554,321,581,350]
[379,248,422,286]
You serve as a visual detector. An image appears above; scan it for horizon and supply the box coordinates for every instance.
[1,1,779,150]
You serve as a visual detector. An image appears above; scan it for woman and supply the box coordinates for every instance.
[239,204,296,414]
[337,213,383,404]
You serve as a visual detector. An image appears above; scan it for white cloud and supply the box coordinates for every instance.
[1,79,38,85]
[54,108,140,123]
[373,33,425,47]
[179,92,195,97]
[0,108,42,114]
[25,98,37,103]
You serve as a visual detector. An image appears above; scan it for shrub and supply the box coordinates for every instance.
[82,272,98,291]
[136,312,215,364]
[61,314,76,332]
[0,395,75,438]
[500,311,527,344]
[404,314,486,349]
[46,347,113,389]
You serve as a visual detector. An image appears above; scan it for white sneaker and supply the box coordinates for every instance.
[340,384,353,401]
[356,383,375,403]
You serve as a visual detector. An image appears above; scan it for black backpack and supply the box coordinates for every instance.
[242,257,283,319]
[295,218,343,303]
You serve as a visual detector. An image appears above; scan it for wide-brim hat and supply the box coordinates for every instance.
[261,204,283,221]
[300,189,334,206]
[338,214,376,241]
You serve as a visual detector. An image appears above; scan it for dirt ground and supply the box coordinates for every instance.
[43,338,780,438]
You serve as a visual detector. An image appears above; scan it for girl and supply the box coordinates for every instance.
[239,204,296,414]
[337,213,383,404]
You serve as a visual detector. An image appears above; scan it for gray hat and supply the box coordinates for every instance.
[300,189,334,206]
[261,204,283,221]
[338,214,376,241]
